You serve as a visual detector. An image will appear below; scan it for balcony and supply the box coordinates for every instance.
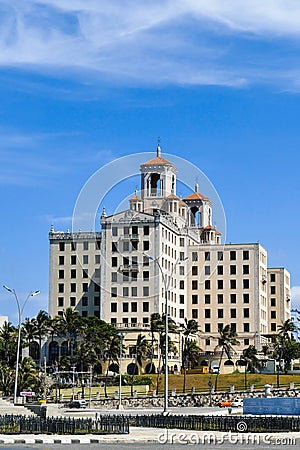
[121,234,140,240]
[118,264,139,272]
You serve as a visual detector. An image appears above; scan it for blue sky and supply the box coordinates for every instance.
[1,0,300,322]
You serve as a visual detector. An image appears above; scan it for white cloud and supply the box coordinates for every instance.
[291,286,300,309]
[0,1,299,87]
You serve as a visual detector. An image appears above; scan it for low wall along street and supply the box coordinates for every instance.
[244,397,300,415]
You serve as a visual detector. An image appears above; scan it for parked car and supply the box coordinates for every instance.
[68,399,87,409]
[215,399,233,408]
[231,398,243,408]
[211,365,219,374]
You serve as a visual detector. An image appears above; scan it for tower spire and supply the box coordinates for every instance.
[157,136,161,157]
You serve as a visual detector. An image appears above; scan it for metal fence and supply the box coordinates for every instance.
[131,414,300,433]
[0,415,129,435]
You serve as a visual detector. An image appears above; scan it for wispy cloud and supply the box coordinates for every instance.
[0,1,300,88]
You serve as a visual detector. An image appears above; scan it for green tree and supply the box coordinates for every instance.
[34,310,50,368]
[214,324,240,392]
[180,319,200,393]
[274,319,296,387]
[102,333,121,398]
[182,339,202,392]
[130,334,151,395]
[54,308,82,357]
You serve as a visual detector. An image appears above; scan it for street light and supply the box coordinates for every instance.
[3,286,40,404]
[145,255,188,414]
[117,332,126,410]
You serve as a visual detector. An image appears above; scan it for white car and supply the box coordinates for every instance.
[231,398,243,408]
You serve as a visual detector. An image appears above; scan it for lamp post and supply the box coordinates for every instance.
[145,255,188,414]
[3,286,40,404]
[117,332,125,410]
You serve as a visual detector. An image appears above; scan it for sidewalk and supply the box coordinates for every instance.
[0,427,299,445]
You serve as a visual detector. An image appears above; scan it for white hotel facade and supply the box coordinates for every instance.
[48,147,290,371]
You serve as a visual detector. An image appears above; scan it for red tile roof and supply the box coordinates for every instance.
[183,192,208,201]
[141,156,173,166]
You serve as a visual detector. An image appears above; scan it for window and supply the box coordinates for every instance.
[179,309,184,318]
[271,286,276,294]
[131,287,137,297]
[59,242,65,251]
[243,279,250,289]
[180,238,184,246]
[205,323,211,332]
[180,280,185,289]
[270,273,276,282]
[123,303,129,312]
[244,323,250,332]
[59,270,64,279]
[205,309,211,318]
[82,311,88,317]
[244,339,249,346]
[230,280,236,289]
[94,282,100,292]
[217,280,223,289]
[192,252,198,262]
[123,318,128,325]
[112,242,118,253]
[143,317,149,324]
[83,255,88,264]
[71,255,76,265]
[94,310,100,318]
[59,256,64,265]
[111,287,117,297]
[143,241,150,251]
[82,297,88,307]
[230,251,236,260]
[192,295,198,304]
[70,269,76,279]
[271,323,277,332]
[111,318,117,325]
[143,271,149,281]
[192,309,198,319]
[143,286,149,297]
[70,297,76,307]
[192,266,198,275]
[94,297,100,306]
[143,256,149,266]
[205,251,210,261]
[271,311,276,319]
[83,242,89,251]
[271,298,276,307]
[243,308,250,318]
[243,250,249,260]
[143,302,149,312]
[111,257,118,267]
[243,294,250,303]
[112,227,118,236]
[123,287,129,297]
[123,241,129,252]
[180,252,185,261]
[96,240,101,250]
[217,265,223,275]
[205,266,210,275]
[217,294,223,304]
[111,272,117,282]
[71,242,77,251]
[95,269,100,278]
[205,294,210,304]
[192,280,198,290]
[111,303,117,313]
[230,294,236,304]
[230,265,236,275]
[58,297,64,307]
[58,284,64,293]
[70,283,76,293]
[180,295,184,304]
[83,269,88,279]
[205,280,210,289]
[95,255,100,264]
[218,251,223,261]
[206,339,211,346]
[231,323,236,332]
[218,309,223,318]
[143,226,149,235]
[179,266,185,275]
[243,265,249,275]
[230,308,236,318]
[82,283,88,292]
[131,302,137,312]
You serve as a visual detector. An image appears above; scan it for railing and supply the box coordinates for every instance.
[118,264,139,272]
[121,234,139,240]
[131,414,300,433]
[112,322,150,329]
[0,415,129,435]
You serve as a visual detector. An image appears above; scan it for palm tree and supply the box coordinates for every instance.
[102,334,121,398]
[180,319,200,393]
[34,310,50,368]
[130,334,151,395]
[182,340,202,393]
[148,313,164,374]
[54,308,81,357]
[214,324,239,392]
[240,345,261,389]
[275,319,295,387]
